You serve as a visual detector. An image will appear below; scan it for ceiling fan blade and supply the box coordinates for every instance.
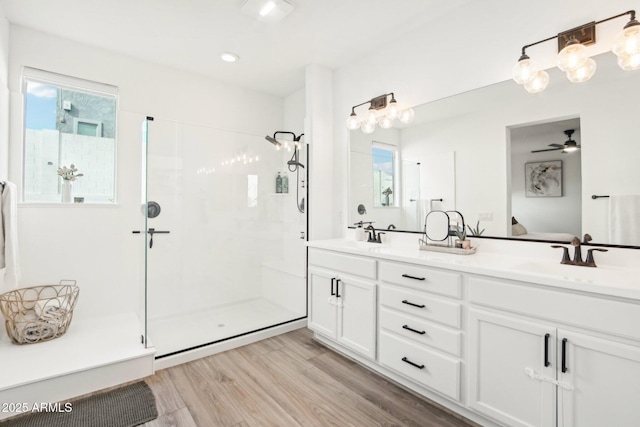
[548,144,564,148]
[531,147,563,153]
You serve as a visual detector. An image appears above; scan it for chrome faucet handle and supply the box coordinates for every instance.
[585,248,608,267]
[551,245,572,264]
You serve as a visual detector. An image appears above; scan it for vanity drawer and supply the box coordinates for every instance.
[380,307,461,356]
[468,276,640,341]
[379,330,460,401]
[380,285,461,328]
[308,248,376,280]
[379,261,461,298]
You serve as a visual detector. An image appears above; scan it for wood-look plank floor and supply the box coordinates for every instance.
[142,328,479,427]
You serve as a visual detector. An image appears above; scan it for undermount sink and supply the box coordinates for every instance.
[513,261,631,285]
[340,240,387,249]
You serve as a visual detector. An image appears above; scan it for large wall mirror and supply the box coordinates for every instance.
[348,52,640,248]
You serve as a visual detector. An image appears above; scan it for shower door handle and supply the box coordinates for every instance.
[132,228,170,248]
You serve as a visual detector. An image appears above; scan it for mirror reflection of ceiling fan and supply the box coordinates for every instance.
[531,129,580,153]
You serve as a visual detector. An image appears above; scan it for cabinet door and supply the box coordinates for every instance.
[308,267,337,338]
[468,310,556,427]
[336,275,377,360]
[558,330,640,427]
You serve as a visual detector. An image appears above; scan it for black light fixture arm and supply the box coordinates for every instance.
[519,9,636,57]
[272,131,304,142]
[350,92,395,112]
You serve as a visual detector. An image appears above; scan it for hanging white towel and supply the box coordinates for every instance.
[608,195,640,246]
[1,181,20,292]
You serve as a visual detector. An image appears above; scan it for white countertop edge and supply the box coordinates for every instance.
[307,239,640,301]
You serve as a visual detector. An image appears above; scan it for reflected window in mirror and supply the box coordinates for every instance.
[372,142,397,207]
[22,67,118,203]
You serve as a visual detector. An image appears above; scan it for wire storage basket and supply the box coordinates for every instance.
[0,280,79,345]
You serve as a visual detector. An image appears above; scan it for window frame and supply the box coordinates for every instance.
[21,67,119,204]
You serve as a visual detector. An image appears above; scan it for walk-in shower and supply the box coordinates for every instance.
[265,131,306,213]
[142,119,308,358]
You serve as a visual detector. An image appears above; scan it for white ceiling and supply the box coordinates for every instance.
[1,1,635,99]
[0,0,471,97]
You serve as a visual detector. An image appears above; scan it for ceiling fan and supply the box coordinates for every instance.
[531,129,580,153]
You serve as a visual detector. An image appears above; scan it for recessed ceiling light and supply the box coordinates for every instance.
[241,0,294,21]
[259,1,276,16]
[221,52,239,63]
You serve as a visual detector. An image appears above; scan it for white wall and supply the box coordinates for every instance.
[0,3,8,180]
[333,0,639,240]
[306,64,334,240]
[7,26,284,322]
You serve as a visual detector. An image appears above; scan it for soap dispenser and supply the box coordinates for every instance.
[276,172,283,193]
[355,221,365,241]
[282,172,289,193]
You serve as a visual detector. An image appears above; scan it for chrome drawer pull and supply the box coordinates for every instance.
[401,357,425,369]
[402,299,426,309]
[402,274,425,281]
[402,325,426,335]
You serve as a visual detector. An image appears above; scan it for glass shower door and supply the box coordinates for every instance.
[143,118,307,357]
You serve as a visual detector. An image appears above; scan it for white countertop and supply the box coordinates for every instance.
[307,239,640,301]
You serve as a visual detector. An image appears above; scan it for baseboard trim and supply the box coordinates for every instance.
[154,319,308,370]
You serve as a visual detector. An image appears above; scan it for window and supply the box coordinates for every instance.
[74,118,103,137]
[22,68,118,203]
[372,142,397,207]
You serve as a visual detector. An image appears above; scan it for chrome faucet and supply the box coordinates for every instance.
[551,235,608,267]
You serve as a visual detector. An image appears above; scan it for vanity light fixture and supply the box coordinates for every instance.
[513,10,639,93]
[346,93,415,134]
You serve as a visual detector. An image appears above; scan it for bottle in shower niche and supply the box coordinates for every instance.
[276,172,283,193]
[282,172,289,193]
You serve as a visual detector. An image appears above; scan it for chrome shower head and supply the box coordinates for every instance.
[265,135,282,147]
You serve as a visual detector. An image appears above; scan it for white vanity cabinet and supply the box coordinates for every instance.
[468,276,640,427]
[308,249,377,360]
[306,239,640,427]
[378,260,463,401]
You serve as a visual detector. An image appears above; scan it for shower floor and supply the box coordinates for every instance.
[148,297,303,357]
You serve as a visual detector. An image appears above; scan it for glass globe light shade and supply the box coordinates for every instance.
[617,52,640,71]
[361,121,376,134]
[566,57,597,83]
[612,21,640,58]
[365,107,379,125]
[524,70,549,94]
[386,98,400,119]
[398,108,415,124]
[557,40,588,71]
[512,55,539,84]
[346,113,361,130]
[379,115,394,129]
